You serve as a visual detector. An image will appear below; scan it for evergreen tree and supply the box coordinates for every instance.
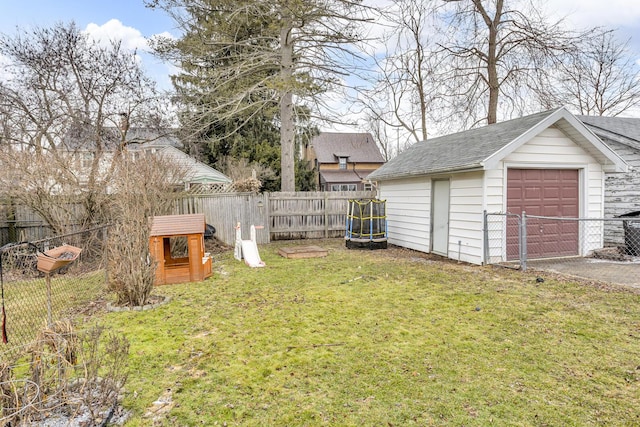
[149,0,369,191]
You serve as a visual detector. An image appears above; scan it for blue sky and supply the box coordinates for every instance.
[0,0,179,88]
[0,0,175,38]
[2,0,640,130]
[3,1,640,87]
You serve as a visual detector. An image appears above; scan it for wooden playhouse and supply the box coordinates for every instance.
[149,214,213,285]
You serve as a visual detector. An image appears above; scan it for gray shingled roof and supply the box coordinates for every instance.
[368,109,559,181]
[320,169,377,183]
[578,115,640,150]
[125,128,182,149]
[63,127,182,150]
[312,132,385,163]
[156,146,232,184]
[368,108,627,182]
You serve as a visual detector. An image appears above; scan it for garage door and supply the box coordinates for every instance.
[506,169,579,259]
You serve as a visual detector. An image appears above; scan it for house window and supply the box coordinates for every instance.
[80,152,94,168]
[364,182,373,191]
[331,184,357,191]
[338,157,347,170]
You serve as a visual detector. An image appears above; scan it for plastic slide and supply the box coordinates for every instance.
[240,239,265,267]
[234,222,266,267]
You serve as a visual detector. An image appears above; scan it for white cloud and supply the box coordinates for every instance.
[84,19,149,51]
[151,31,176,41]
[547,0,640,29]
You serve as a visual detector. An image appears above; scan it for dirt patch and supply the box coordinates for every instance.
[205,237,233,255]
[592,246,639,262]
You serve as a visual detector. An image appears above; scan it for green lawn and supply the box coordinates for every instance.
[100,239,639,426]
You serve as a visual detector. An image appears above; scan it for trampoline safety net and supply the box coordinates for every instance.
[345,199,387,249]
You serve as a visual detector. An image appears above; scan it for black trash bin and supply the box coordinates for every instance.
[618,210,640,256]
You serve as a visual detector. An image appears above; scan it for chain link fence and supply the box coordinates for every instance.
[484,212,640,287]
[0,225,109,362]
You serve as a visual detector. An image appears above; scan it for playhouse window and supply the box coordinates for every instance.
[170,236,189,258]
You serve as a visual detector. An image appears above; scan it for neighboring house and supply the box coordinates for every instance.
[578,118,640,207]
[134,145,232,190]
[367,107,627,265]
[303,132,385,191]
[67,128,231,191]
[578,115,640,245]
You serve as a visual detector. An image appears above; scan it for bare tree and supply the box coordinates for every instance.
[439,0,577,126]
[361,0,442,145]
[0,22,167,232]
[534,30,640,116]
[107,153,185,307]
[364,115,392,162]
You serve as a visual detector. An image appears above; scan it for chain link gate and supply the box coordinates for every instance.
[483,211,526,270]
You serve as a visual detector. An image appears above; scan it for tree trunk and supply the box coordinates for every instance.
[279,17,295,192]
[482,0,502,124]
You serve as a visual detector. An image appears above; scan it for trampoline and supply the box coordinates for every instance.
[345,199,387,249]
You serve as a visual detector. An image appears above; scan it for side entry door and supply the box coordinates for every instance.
[431,179,450,256]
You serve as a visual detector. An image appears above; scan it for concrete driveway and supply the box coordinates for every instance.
[526,257,640,290]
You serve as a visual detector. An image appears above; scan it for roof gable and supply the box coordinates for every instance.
[368,108,627,182]
[153,146,231,184]
[578,115,640,150]
[311,132,385,163]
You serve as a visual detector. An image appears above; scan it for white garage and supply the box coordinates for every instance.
[367,108,627,265]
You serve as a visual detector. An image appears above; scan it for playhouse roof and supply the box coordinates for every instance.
[149,214,206,237]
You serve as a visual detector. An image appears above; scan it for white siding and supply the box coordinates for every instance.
[504,127,596,165]
[378,177,430,252]
[484,168,504,213]
[448,171,485,264]
[483,168,508,264]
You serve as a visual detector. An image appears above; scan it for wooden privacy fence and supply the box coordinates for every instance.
[0,191,378,246]
[0,202,86,246]
[174,191,377,245]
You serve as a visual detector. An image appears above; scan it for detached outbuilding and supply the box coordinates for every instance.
[367,107,627,265]
[149,214,213,285]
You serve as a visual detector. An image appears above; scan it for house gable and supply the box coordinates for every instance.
[307,132,385,190]
[484,109,626,173]
[310,132,385,164]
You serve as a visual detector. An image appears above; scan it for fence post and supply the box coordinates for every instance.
[45,274,52,326]
[483,210,489,265]
[324,192,329,238]
[264,193,271,243]
[103,225,109,286]
[520,211,527,271]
